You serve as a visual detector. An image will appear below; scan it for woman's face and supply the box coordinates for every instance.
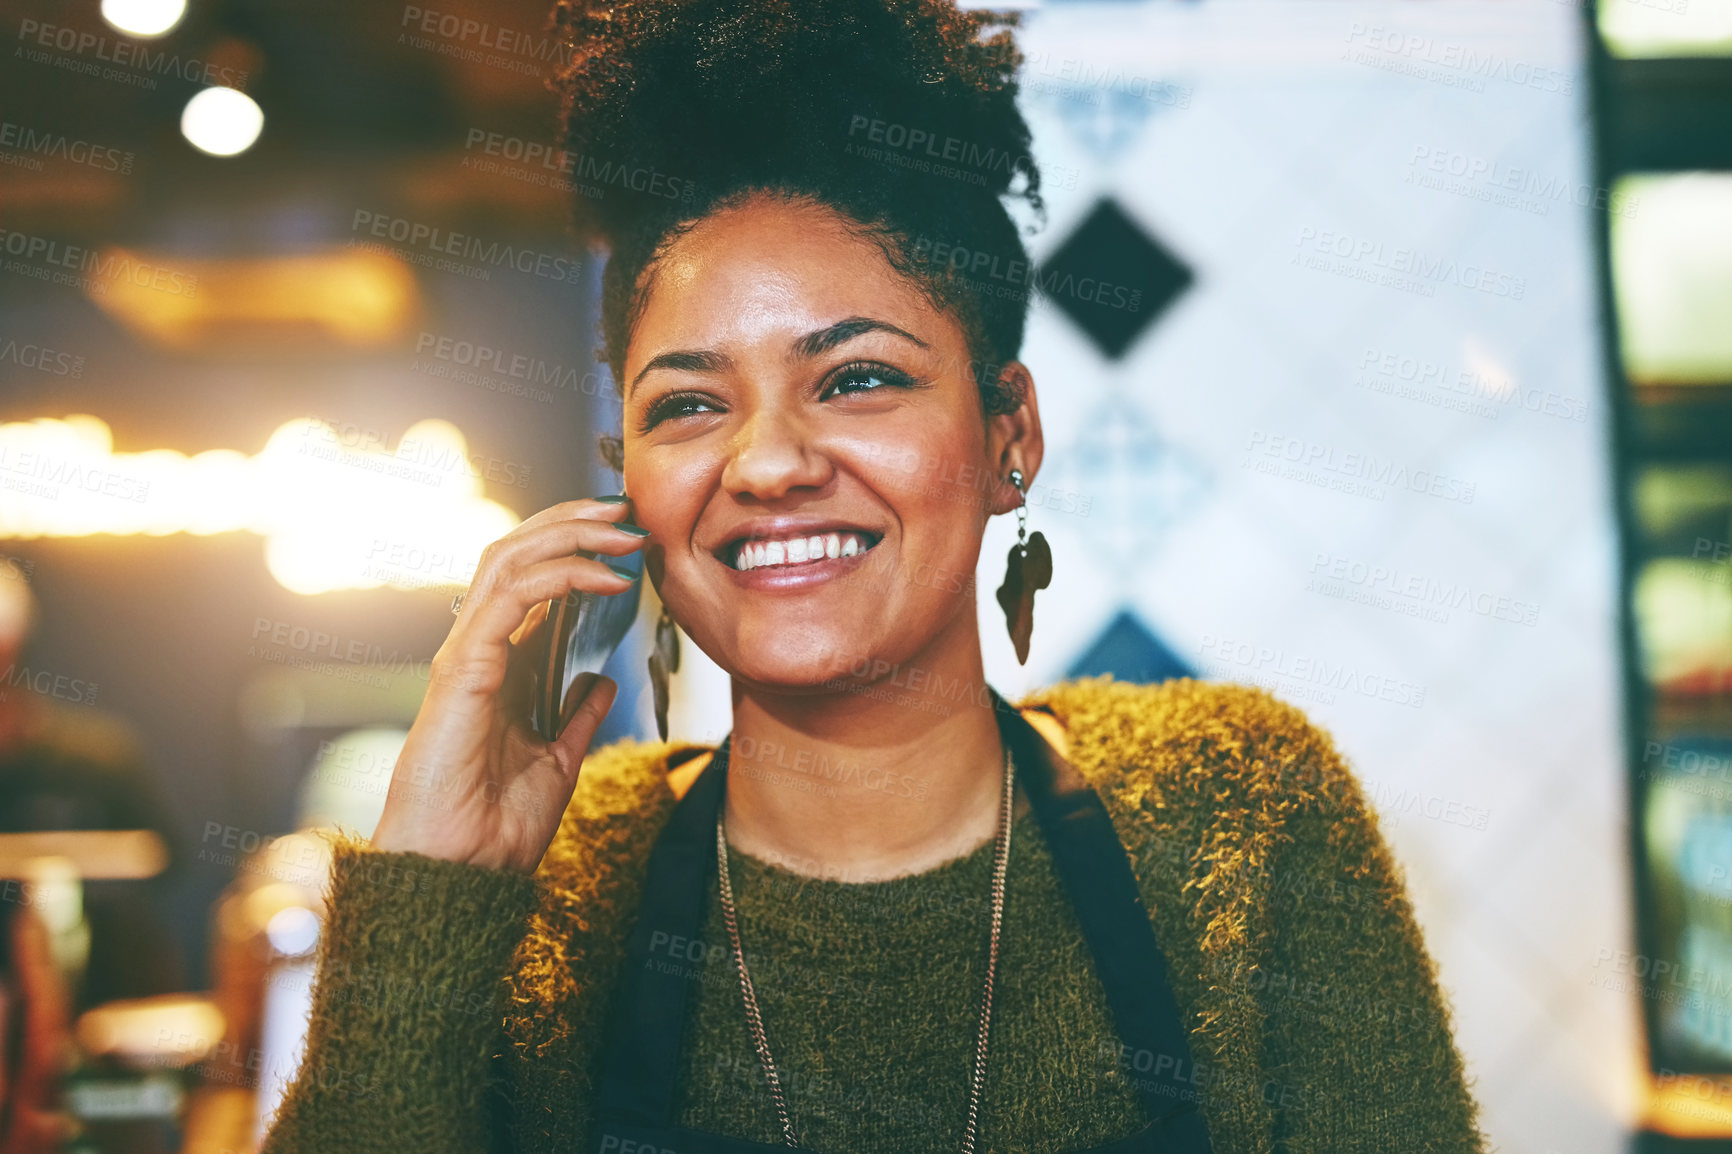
[621,193,1040,692]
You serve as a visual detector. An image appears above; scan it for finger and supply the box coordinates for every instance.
[464,554,635,630]
[442,555,636,687]
[552,674,618,773]
[483,513,650,577]
[514,494,635,533]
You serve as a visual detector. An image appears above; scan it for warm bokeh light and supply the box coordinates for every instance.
[85,248,421,351]
[75,995,225,1067]
[99,0,188,38]
[0,415,520,594]
[181,86,265,157]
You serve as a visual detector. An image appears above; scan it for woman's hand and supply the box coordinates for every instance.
[370,496,645,873]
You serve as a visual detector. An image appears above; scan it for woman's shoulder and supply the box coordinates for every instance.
[1020,676,1392,955]
[1016,674,1369,824]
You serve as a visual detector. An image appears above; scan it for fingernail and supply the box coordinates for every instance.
[613,522,650,537]
[593,494,631,504]
[604,561,638,580]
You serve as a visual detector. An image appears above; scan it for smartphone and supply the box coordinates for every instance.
[527,547,643,741]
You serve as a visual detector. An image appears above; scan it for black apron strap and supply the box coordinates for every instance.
[591,695,1213,1154]
[987,690,1211,1148]
[593,736,733,1131]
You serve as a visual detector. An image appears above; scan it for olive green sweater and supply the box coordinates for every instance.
[260,677,1485,1153]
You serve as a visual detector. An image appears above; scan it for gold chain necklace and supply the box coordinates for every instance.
[714,745,1016,1152]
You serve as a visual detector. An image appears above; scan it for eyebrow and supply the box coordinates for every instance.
[629,316,928,393]
[630,349,732,393]
[793,316,929,359]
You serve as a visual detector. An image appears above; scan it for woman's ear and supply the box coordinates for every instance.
[988,361,1044,517]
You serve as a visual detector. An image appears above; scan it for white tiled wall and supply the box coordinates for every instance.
[1014,3,1638,1150]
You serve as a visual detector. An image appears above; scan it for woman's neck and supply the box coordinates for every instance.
[717,614,1022,884]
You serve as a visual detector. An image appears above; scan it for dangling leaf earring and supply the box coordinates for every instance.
[994,468,1051,665]
[647,603,681,741]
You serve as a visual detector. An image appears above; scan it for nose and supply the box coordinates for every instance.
[720,401,834,503]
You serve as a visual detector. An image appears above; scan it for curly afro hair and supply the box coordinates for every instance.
[549,0,1044,461]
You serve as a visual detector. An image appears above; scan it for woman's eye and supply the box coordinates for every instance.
[640,392,719,431]
[823,362,916,398]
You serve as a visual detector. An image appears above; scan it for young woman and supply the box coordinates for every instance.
[261,1,1484,1151]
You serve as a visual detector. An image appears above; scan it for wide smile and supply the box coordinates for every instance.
[720,528,882,573]
[713,526,886,589]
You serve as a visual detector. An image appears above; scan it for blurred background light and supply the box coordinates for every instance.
[99,0,188,39]
[293,726,406,837]
[180,86,264,157]
[1611,173,1732,386]
[85,248,421,351]
[262,906,319,958]
[1600,0,1732,58]
[1634,556,1732,692]
[0,415,520,593]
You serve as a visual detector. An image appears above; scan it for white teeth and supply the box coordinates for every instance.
[733,531,873,570]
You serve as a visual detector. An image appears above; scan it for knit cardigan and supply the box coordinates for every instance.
[259,676,1486,1153]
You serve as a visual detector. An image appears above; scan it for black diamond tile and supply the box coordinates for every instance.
[1065,608,1194,685]
[1037,198,1193,360]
